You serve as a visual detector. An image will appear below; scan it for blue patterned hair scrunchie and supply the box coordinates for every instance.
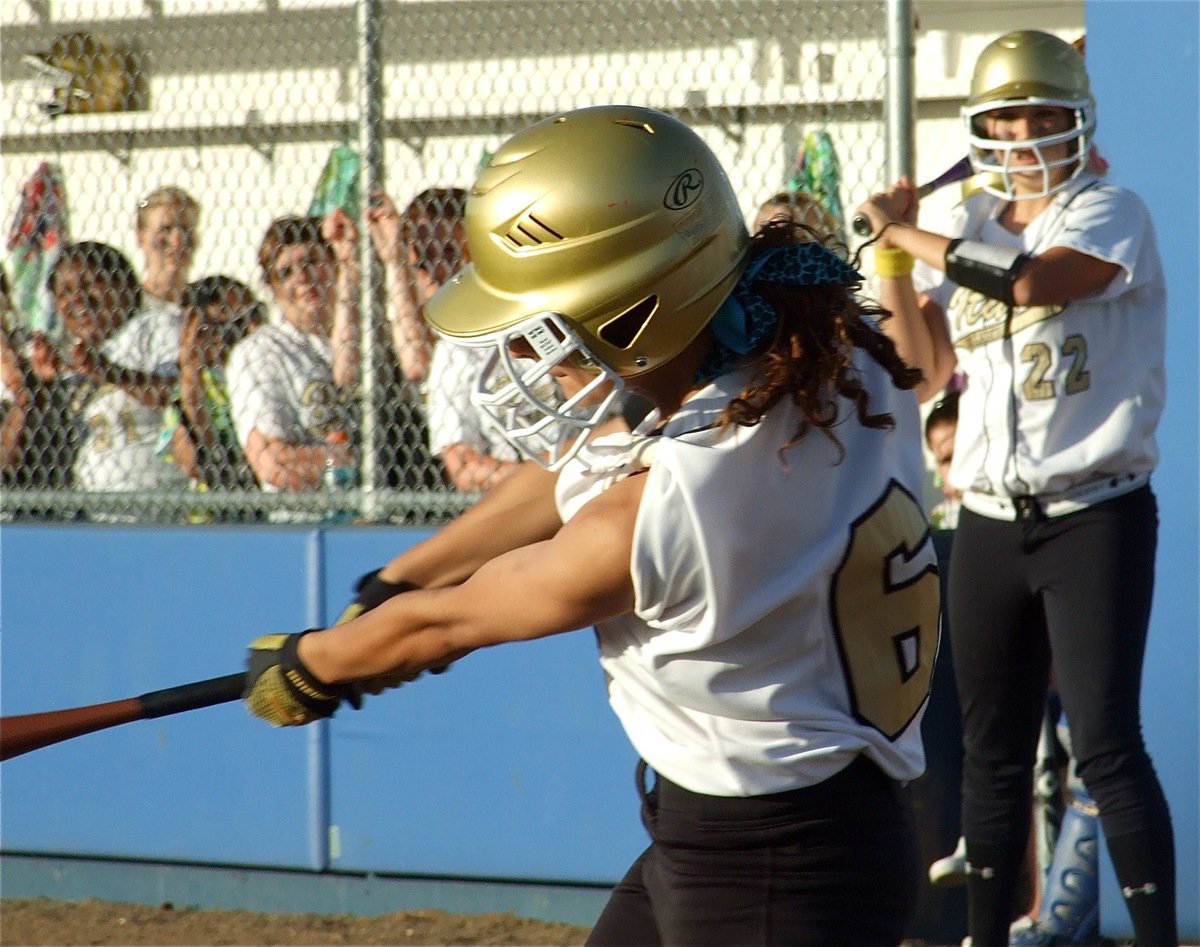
[695,242,862,383]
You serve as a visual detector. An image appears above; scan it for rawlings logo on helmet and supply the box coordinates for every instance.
[664,170,704,210]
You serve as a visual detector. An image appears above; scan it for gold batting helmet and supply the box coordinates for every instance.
[963,31,1095,200]
[28,32,143,116]
[425,105,750,468]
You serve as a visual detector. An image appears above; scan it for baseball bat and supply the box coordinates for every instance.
[0,671,245,762]
[851,155,973,237]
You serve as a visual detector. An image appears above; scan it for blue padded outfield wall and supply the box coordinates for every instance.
[0,525,645,893]
[1087,1,1200,936]
[2,1,1197,937]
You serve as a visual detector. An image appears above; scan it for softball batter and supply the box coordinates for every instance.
[245,105,940,946]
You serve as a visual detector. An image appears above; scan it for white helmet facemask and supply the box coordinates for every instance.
[965,98,1094,200]
[462,312,625,471]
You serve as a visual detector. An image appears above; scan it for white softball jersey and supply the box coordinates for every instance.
[556,357,940,796]
[426,339,519,462]
[73,298,190,492]
[919,174,1166,507]
[226,319,352,492]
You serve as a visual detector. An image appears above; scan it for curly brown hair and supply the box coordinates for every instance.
[718,219,921,461]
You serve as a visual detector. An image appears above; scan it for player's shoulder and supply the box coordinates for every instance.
[1068,175,1147,214]
[951,190,1002,237]
[1054,178,1153,250]
[115,303,169,337]
[238,321,294,351]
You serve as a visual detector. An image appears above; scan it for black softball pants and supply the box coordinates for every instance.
[586,755,920,947]
[947,486,1176,945]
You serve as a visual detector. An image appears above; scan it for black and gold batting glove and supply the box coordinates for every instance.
[335,570,451,698]
[335,569,419,625]
[244,631,359,727]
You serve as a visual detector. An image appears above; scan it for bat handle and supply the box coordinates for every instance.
[138,672,246,719]
[851,181,937,239]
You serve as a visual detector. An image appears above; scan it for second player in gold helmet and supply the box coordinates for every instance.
[424,105,750,468]
[962,30,1096,200]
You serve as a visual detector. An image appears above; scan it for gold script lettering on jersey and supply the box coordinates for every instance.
[950,286,1066,351]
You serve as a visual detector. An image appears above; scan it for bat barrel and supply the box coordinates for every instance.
[0,698,143,761]
[0,671,246,762]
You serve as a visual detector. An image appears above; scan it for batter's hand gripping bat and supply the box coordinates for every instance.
[850,155,974,237]
[0,672,245,762]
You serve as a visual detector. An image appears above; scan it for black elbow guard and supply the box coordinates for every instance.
[944,239,1030,307]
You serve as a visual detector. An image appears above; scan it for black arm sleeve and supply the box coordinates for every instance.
[944,239,1030,307]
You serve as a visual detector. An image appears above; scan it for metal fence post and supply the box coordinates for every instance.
[357,0,386,519]
[885,0,916,184]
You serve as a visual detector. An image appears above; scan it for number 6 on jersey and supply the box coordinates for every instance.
[832,481,941,739]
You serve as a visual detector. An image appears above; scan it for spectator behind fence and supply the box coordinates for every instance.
[0,323,30,475]
[36,241,188,508]
[367,187,467,384]
[369,186,521,493]
[753,189,842,241]
[136,186,198,309]
[227,211,360,506]
[854,29,1174,946]
[360,187,453,495]
[1,273,33,480]
[1,271,80,514]
[158,276,264,507]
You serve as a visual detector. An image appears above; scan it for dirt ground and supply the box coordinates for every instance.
[3,898,1176,947]
[0,899,591,947]
[0,898,978,947]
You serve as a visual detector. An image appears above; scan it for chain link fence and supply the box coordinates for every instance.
[2,0,893,525]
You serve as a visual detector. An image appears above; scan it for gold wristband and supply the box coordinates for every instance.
[874,246,915,279]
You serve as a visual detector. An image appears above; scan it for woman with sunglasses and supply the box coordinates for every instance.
[226,211,359,507]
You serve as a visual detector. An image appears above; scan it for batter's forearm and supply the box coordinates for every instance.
[378,460,561,589]
[299,591,474,684]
